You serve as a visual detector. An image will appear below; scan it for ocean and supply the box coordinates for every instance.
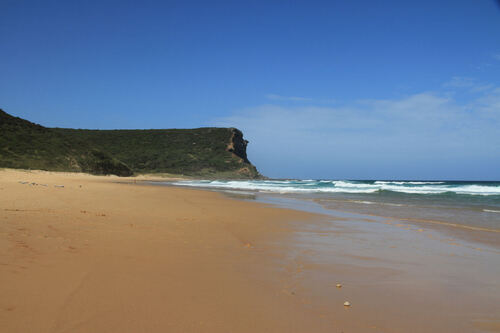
[170,179,500,232]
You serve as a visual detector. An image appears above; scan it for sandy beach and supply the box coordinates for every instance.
[1,169,499,333]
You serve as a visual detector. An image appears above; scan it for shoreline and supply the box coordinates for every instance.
[1,169,499,332]
[150,181,500,250]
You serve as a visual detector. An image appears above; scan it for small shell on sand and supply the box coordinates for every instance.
[336,283,342,288]
[344,301,351,307]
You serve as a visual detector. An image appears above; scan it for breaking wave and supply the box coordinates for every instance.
[171,179,500,196]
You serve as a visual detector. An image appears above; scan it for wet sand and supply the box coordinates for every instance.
[1,169,499,332]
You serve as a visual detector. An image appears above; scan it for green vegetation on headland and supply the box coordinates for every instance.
[0,109,261,178]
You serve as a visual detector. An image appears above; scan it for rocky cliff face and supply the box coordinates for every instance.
[224,128,260,178]
[226,128,250,164]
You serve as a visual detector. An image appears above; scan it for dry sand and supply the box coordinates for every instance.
[1,169,499,333]
[0,169,332,333]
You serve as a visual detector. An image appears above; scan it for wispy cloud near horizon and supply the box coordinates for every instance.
[214,80,500,180]
[266,94,337,105]
[265,94,313,102]
[443,76,477,88]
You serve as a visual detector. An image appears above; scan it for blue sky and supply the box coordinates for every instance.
[1,0,500,179]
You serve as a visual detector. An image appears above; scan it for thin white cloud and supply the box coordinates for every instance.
[469,84,495,93]
[213,84,500,178]
[493,53,500,61]
[266,94,338,104]
[443,77,495,94]
[473,87,500,119]
[443,76,476,88]
[266,94,312,102]
[474,63,493,71]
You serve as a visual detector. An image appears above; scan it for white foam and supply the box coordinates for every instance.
[171,180,500,196]
[374,181,445,185]
[352,200,375,205]
[483,209,500,213]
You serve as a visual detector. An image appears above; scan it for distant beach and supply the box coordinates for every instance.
[1,170,499,332]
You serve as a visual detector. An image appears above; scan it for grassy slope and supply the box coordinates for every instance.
[0,110,260,178]
[0,110,133,176]
[54,128,259,178]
